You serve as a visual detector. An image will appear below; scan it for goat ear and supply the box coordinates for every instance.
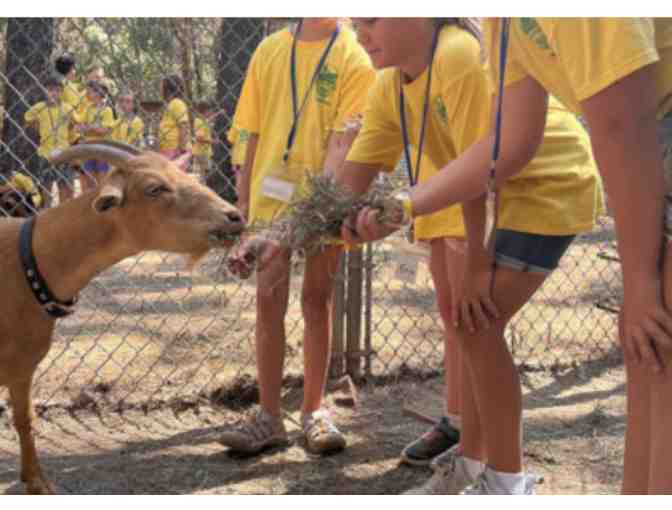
[92,177,126,213]
[174,152,192,172]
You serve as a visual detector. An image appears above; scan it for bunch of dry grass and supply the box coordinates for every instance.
[249,173,406,256]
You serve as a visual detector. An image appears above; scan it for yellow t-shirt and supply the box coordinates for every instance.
[234,23,376,223]
[61,80,84,109]
[8,172,43,208]
[485,18,672,118]
[24,101,75,158]
[74,103,116,143]
[227,125,251,167]
[347,25,603,238]
[193,117,213,157]
[159,98,191,151]
[112,115,145,146]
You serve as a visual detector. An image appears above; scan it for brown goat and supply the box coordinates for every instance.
[0,142,244,494]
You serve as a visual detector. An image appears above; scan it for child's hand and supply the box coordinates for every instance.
[340,206,401,245]
[226,237,283,279]
[453,254,500,333]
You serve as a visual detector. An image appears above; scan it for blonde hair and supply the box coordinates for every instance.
[435,18,484,60]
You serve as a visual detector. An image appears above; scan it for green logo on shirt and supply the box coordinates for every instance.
[519,18,554,54]
[434,96,448,125]
[316,65,338,105]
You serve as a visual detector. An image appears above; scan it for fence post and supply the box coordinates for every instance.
[363,242,373,377]
[329,252,346,378]
[345,247,363,379]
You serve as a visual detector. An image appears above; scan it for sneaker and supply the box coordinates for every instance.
[400,416,460,466]
[218,408,289,454]
[302,409,346,455]
[403,446,474,495]
[460,467,542,495]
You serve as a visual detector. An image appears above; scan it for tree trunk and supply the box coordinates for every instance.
[210,18,264,203]
[1,18,54,178]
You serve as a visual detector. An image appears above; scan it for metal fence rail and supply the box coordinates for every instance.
[0,17,622,409]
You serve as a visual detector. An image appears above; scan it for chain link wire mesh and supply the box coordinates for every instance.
[0,17,621,413]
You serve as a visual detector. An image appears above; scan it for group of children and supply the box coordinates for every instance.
[222,17,672,495]
[18,56,220,211]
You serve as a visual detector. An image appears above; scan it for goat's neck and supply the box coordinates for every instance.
[31,193,134,302]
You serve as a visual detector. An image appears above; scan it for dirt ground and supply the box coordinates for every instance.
[0,355,625,495]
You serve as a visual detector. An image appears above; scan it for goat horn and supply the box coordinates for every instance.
[50,144,134,168]
[92,140,143,156]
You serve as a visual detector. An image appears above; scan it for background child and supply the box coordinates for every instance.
[158,74,192,168]
[74,80,115,191]
[24,73,77,207]
[193,103,220,182]
[113,90,145,147]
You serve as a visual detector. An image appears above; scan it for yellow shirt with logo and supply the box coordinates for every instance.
[112,115,145,146]
[485,18,672,118]
[347,25,603,239]
[233,23,376,223]
[73,103,116,143]
[159,98,191,151]
[24,101,75,158]
[193,117,214,158]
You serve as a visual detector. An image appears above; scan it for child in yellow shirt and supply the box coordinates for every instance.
[24,73,77,207]
[338,18,603,495]
[113,90,145,147]
[74,80,116,191]
[219,18,376,457]
[370,18,671,495]
[193,103,220,182]
[158,74,191,168]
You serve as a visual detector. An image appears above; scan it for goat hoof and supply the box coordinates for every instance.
[25,477,56,495]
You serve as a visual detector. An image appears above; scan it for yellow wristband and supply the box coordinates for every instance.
[401,197,413,224]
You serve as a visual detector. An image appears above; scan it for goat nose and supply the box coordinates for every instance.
[226,211,244,224]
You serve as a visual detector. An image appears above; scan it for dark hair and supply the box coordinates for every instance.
[44,73,64,89]
[55,53,76,76]
[162,74,186,102]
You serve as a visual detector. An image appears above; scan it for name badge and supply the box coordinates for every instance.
[261,176,296,203]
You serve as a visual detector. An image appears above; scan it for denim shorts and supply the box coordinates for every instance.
[494,229,576,275]
[83,159,110,173]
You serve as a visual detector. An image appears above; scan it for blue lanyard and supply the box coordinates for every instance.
[490,18,510,184]
[484,17,511,251]
[283,20,340,164]
[399,27,440,187]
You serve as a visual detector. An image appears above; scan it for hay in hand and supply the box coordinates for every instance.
[262,173,406,255]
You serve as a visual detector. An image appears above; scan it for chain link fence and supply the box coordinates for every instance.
[0,17,622,411]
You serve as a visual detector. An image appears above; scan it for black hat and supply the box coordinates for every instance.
[55,53,76,76]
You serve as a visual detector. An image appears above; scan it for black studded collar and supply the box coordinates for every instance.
[19,216,78,318]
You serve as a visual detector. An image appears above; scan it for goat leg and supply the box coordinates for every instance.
[9,378,55,495]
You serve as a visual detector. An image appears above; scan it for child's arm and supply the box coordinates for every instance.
[581,64,672,369]
[409,77,548,217]
[236,133,258,220]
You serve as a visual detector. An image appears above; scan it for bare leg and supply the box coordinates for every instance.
[300,245,342,415]
[255,249,292,418]
[457,267,547,473]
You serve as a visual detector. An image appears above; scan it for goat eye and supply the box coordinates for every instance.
[145,184,171,198]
